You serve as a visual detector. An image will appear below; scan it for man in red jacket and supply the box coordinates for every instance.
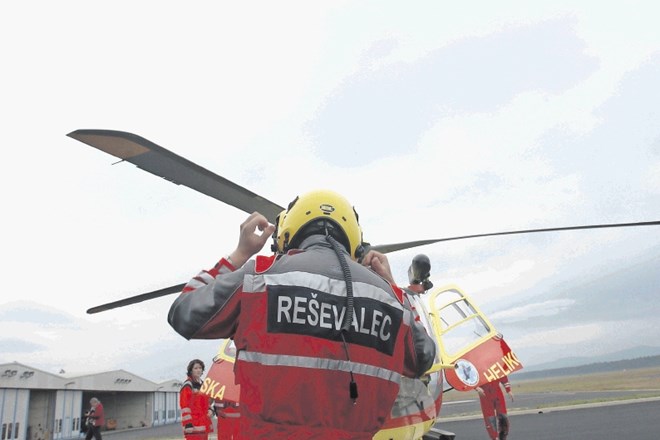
[475,376,514,440]
[168,190,435,439]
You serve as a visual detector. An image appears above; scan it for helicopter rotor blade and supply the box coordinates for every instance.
[67,129,285,222]
[369,220,660,254]
[88,219,660,314]
[86,283,186,314]
[70,130,660,314]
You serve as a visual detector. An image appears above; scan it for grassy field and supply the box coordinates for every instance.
[512,366,660,393]
[442,367,660,410]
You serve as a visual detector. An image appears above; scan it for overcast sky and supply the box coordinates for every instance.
[2,1,660,381]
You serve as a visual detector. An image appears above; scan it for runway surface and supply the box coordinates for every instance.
[439,388,660,418]
[102,396,660,439]
[437,397,660,440]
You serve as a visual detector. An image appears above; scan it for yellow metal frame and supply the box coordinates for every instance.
[212,338,236,363]
[425,284,498,367]
[373,419,436,440]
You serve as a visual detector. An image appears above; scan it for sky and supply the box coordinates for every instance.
[1,1,660,382]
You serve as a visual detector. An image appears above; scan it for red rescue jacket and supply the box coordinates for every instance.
[87,403,105,428]
[169,236,435,439]
[180,377,213,435]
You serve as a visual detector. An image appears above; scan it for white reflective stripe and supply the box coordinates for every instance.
[238,350,401,385]
[186,277,209,290]
[181,408,191,414]
[242,273,265,293]
[222,413,240,418]
[246,271,404,311]
[181,415,192,421]
[198,271,215,284]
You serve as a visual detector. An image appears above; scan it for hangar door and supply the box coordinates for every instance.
[53,390,82,439]
[0,388,29,440]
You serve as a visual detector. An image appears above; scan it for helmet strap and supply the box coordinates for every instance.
[282,232,290,253]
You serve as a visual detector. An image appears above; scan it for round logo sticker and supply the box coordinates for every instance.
[455,359,479,386]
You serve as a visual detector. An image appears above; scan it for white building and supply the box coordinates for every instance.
[0,362,181,440]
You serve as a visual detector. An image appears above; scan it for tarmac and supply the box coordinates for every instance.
[99,396,660,440]
[103,422,212,440]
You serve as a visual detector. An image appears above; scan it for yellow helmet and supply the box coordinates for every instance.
[273,190,364,260]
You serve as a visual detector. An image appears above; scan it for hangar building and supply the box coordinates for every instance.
[0,362,180,440]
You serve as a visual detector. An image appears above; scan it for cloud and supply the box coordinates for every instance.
[647,161,660,193]
[514,323,603,348]
[509,317,660,368]
[0,301,185,378]
[490,299,575,323]
[0,301,79,328]
[307,18,597,167]
[0,338,46,353]
[2,2,660,381]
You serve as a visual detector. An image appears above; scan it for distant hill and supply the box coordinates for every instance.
[515,354,660,381]
[522,345,660,372]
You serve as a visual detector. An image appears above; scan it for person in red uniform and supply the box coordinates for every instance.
[84,397,105,440]
[214,399,240,439]
[475,376,514,440]
[180,359,214,440]
[168,190,436,440]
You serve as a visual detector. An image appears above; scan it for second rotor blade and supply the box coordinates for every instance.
[370,220,660,254]
[86,283,186,314]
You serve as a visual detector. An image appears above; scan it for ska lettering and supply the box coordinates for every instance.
[267,285,402,355]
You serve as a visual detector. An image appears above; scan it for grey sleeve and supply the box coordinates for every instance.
[410,316,436,376]
[167,264,249,340]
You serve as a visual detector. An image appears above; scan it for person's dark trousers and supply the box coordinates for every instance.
[85,426,102,440]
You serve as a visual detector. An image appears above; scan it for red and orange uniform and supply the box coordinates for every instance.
[180,377,213,440]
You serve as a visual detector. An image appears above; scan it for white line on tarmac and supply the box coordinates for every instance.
[442,399,477,405]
